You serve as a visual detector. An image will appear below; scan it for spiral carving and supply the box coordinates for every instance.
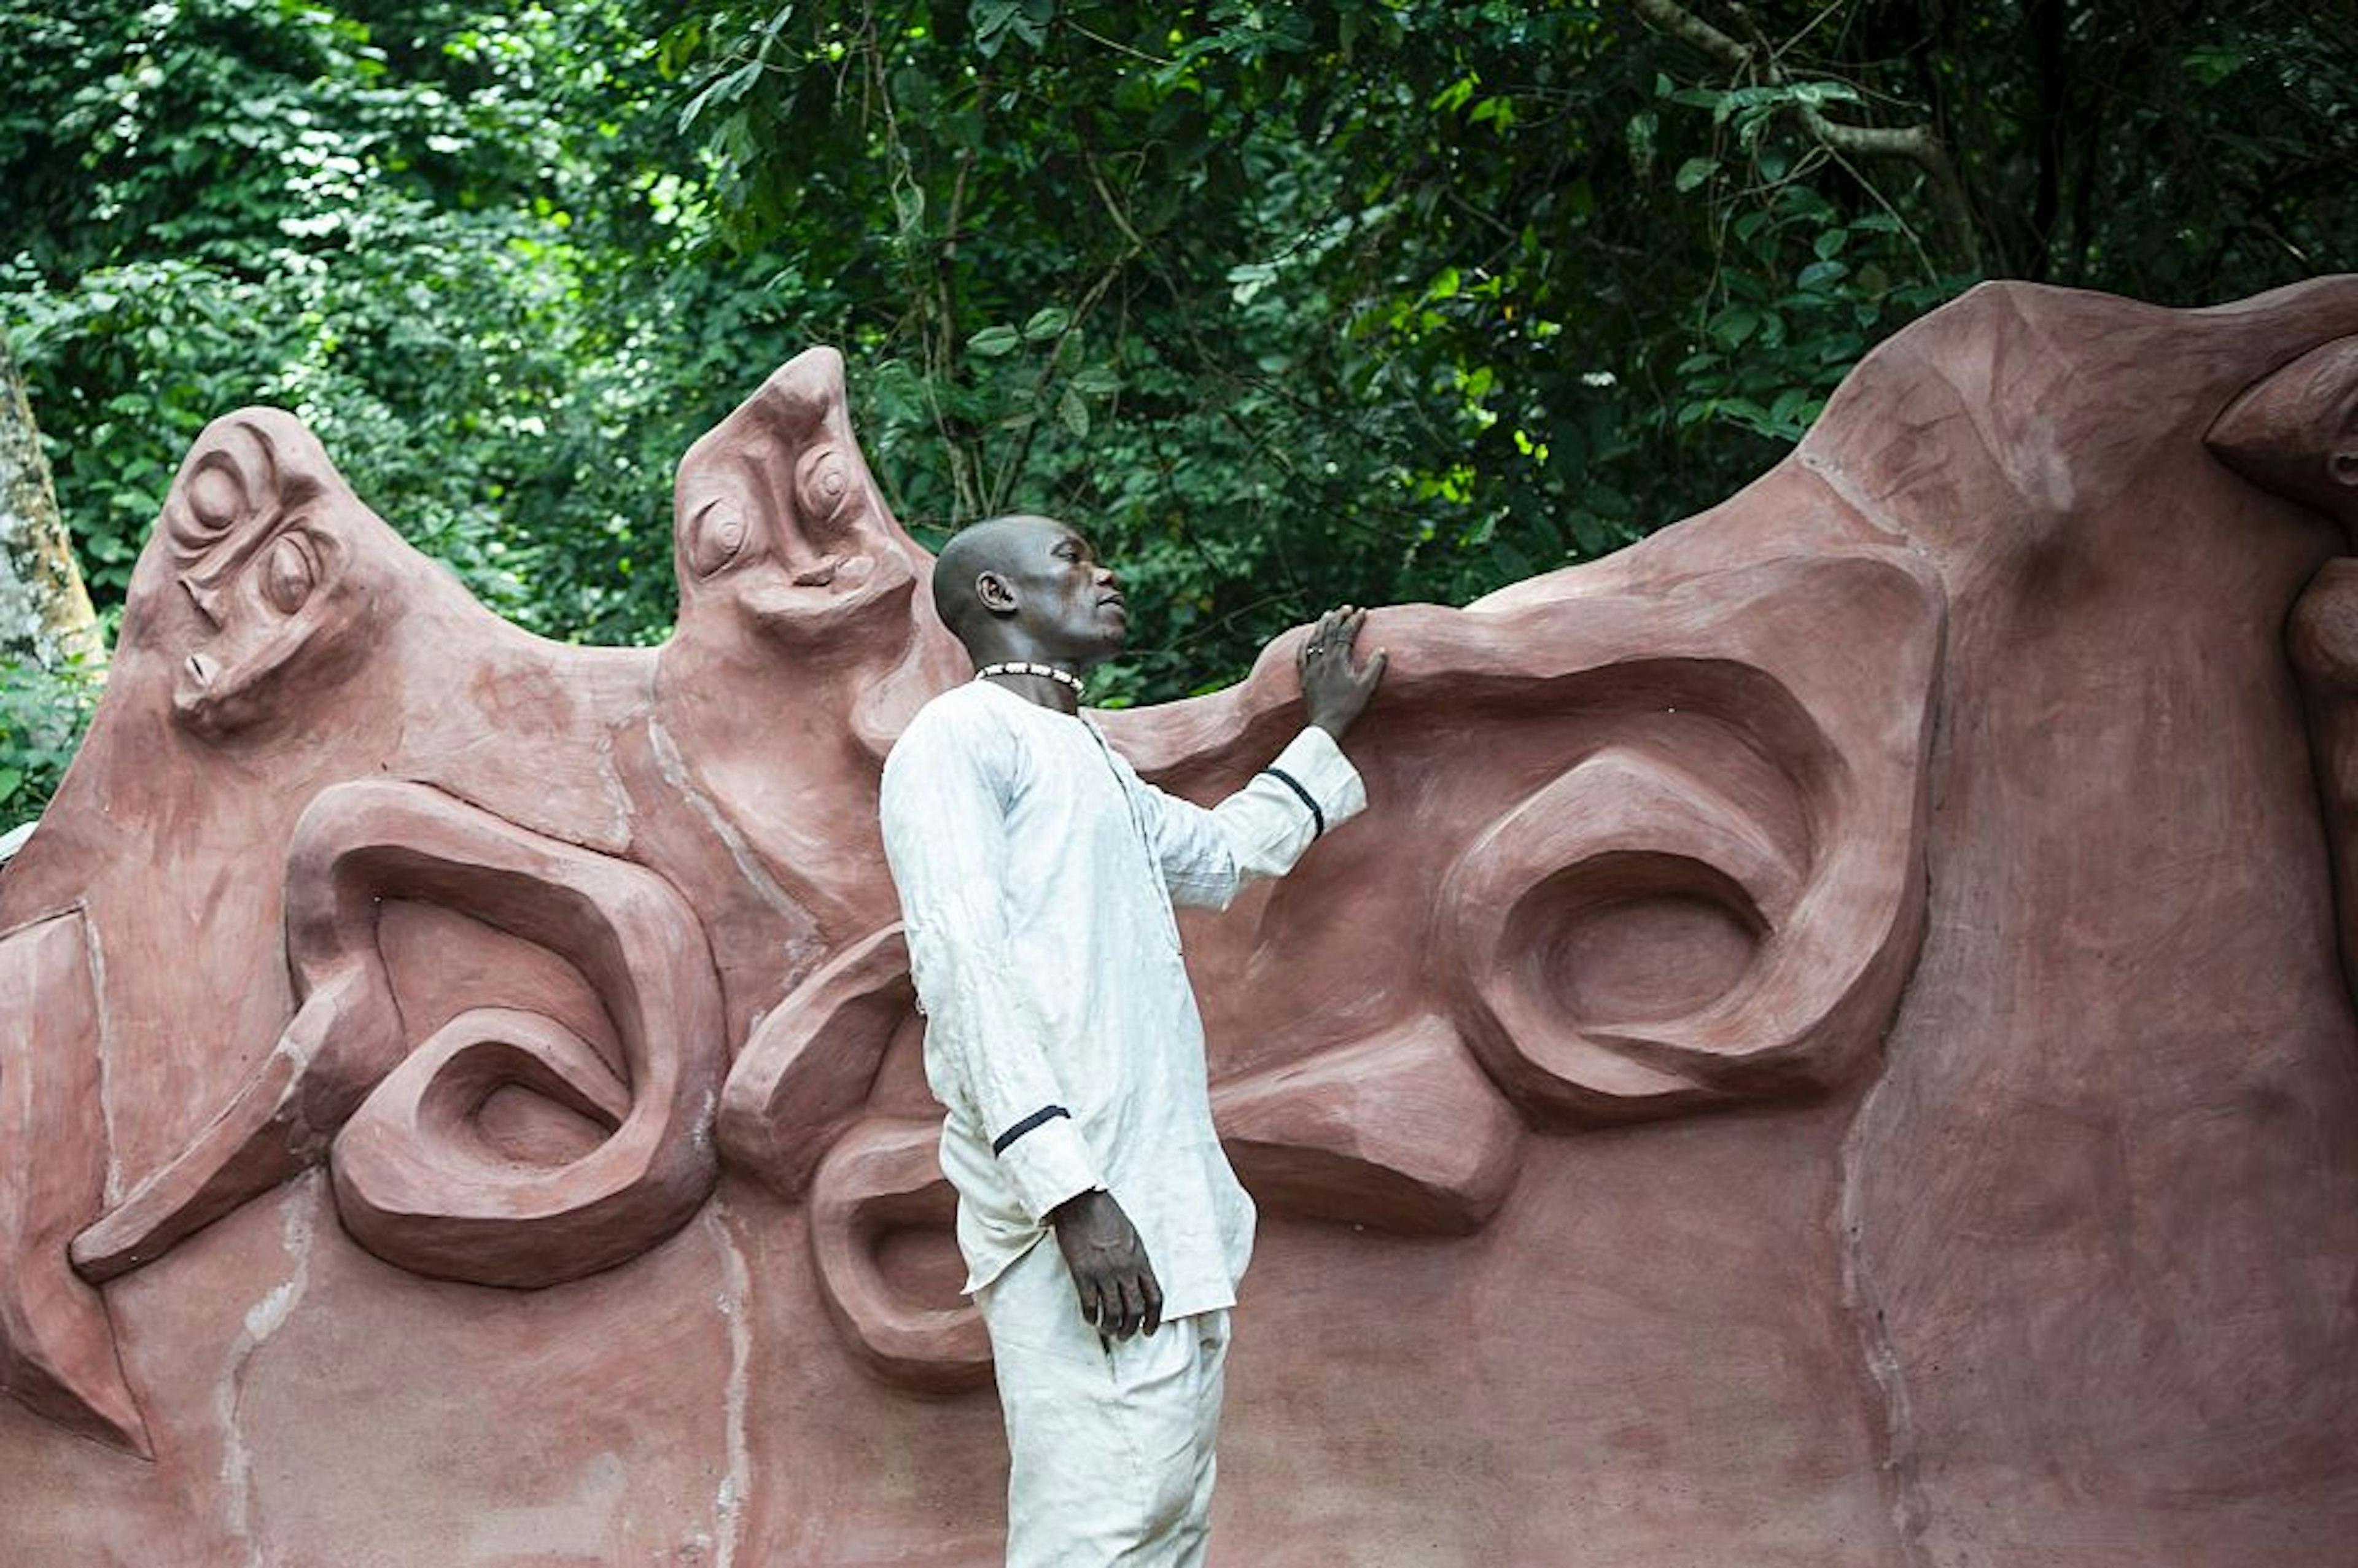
[74,780,727,1290]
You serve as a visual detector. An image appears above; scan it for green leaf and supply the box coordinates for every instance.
[1430,74,1479,114]
[0,769,22,802]
[1673,157,1716,193]
[679,60,761,134]
[1708,306,1761,346]
[1058,386,1091,437]
[967,325,1021,357]
[1022,306,1071,341]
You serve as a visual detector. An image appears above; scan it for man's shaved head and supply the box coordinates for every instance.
[932,514,1061,645]
[930,513,1128,673]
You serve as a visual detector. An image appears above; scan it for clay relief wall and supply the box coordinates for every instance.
[1,277,2355,1566]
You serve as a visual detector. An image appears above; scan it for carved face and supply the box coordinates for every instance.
[152,413,374,739]
[672,346,921,654]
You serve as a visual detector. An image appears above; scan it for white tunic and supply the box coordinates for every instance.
[879,679,1366,1319]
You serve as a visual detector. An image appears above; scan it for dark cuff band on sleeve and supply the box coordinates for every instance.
[1259,765,1326,837]
[992,1104,1073,1155]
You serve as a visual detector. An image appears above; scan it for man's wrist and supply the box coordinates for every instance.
[1049,1186,1110,1224]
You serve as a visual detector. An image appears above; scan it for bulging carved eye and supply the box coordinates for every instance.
[796,446,853,524]
[687,499,749,580]
[168,452,254,555]
[260,532,317,615]
[190,461,245,532]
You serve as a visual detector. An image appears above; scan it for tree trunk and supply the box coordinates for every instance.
[0,333,104,672]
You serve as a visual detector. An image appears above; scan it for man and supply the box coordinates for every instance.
[878,514,1383,1567]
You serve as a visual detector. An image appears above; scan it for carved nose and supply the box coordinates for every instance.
[2206,333,2358,538]
[179,575,225,630]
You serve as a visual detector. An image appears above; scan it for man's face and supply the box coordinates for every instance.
[998,519,1127,661]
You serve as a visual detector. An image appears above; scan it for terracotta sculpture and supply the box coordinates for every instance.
[2,279,2354,1565]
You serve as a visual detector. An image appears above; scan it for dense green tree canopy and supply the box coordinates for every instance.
[2,0,2351,817]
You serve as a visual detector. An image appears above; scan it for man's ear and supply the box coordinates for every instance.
[975,570,1018,616]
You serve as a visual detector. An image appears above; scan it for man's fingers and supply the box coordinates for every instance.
[1114,1275,1144,1340]
[1142,1272,1164,1337]
[1299,611,1333,667]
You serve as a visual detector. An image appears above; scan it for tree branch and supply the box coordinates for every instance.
[1633,0,1983,271]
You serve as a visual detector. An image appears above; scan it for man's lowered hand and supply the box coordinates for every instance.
[1051,1188,1164,1340]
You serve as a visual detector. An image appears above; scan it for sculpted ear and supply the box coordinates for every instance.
[1436,551,1944,1122]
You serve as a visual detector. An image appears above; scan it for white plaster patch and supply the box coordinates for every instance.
[705,1202,754,1568]
[218,1174,321,1567]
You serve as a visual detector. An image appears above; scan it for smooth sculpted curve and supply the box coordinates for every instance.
[71,780,728,1288]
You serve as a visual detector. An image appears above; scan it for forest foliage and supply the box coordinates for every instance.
[2,0,2352,818]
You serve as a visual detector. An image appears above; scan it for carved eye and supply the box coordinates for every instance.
[168,452,254,554]
[2333,449,2358,488]
[190,461,245,531]
[687,499,749,580]
[260,532,317,615]
[796,446,853,526]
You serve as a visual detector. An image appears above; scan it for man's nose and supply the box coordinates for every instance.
[1094,564,1118,588]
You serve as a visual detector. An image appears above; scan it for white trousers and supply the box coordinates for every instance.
[976,1239,1233,1568]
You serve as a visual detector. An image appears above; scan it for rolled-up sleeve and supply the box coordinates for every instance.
[1134,725,1369,911]
[881,710,1103,1220]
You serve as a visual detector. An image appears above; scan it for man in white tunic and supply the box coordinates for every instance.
[879,514,1383,1567]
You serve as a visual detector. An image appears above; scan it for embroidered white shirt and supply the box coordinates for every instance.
[879,679,1367,1318]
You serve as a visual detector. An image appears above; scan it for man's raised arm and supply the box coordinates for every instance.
[1137,605,1387,910]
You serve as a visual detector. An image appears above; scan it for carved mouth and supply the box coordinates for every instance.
[735,551,913,641]
[791,554,877,591]
[183,652,217,691]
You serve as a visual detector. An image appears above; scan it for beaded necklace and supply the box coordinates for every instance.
[973,661,1086,699]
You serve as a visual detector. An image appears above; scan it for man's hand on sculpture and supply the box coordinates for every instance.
[1300,605,1388,740]
[1051,1187,1164,1340]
